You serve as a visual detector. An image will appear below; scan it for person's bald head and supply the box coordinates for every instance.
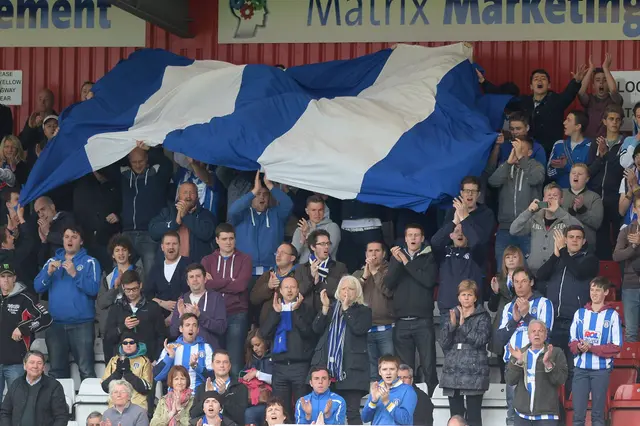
[279,277,299,304]
[36,89,54,113]
[128,147,148,174]
[448,415,468,426]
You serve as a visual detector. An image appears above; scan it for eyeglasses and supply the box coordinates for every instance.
[274,251,294,257]
[315,242,331,247]
[461,189,479,195]
[122,340,136,346]
[123,287,140,293]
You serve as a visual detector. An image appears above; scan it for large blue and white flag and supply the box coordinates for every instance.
[21,43,510,211]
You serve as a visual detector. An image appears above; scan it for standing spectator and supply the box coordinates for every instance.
[547,110,592,189]
[251,243,298,326]
[618,145,640,229]
[229,171,293,284]
[120,143,173,277]
[0,105,11,143]
[361,355,417,425]
[0,350,68,426]
[0,263,52,397]
[101,333,153,411]
[33,196,75,265]
[561,164,603,251]
[102,380,149,426]
[104,270,166,361]
[80,81,94,102]
[150,365,194,426]
[587,104,625,260]
[569,277,623,426]
[295,367,346,425]
[202,223,252,378]
[34,225,100,381]
[149,182,216,263]
[620,104,640,169]
[384,223,438,396]
[613,197,640,342]
[439,280,491,426]
[0,135,28,190]
[296,229,348,314]
[312,276,372,424]
[578,54,623,140]
[292,195,341,263]
[340,200,385,273]
[489,136,545,267]
[0,204,37,293]
[169,263,227,350]
[398,365,434,426]
[260,277,315,416]
[18,89,55,164]
[173,153,221,217]
[487,113,546,170]
[353,241,394,384]
[510,183,581,273]
[240,329,273,426]
[506,321,568,426]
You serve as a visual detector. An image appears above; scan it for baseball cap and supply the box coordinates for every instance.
[42,115,59,129]
[0,263,15,276]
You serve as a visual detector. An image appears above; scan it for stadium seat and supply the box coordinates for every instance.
[57,378,75,414]
[615,343,640,368]
[67,422,79,426]
[606,287,617,302]
[611,384,640,425]
[610,302,624,326]
[93,339,104,362]
[31,338,47,356]
[75,378,108,424]
[599,261,622,290]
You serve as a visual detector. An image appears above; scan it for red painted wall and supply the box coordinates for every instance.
[2,0,640,132]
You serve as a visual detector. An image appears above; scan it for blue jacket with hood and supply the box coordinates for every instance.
[547,137,592,188]
[228,187,293,273]
[34,247,101,324]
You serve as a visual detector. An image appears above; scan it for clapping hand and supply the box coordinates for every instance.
[543,344,555,368]
[509,345,524,363]
[272,293,282,313]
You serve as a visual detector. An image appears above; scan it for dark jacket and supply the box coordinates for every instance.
[144,256,191,315]
[487,274,515,355]
[0,373,69,426]
[536,247,599,320]
[432,221,485,312]
[442,204,495,268]
[250,266,297,326]
[506,343,568,418]
[384,245,438,319]
[104,296,167,361]
[438,304,491,392]
[0,105,12,141]
[190,378,249,425]
[36,210,75,266]
[412,384,434,426]
[169,290,227,350]
[73,172,121,247]
[613,222,640,290]
[295,259,348,314]
[587,136,625,204]
[311,302,372,392]
[149,203,215,263]
[119,147,173,231]
[260,302,316,364]
[0,221,38,292]
[96,262,145,339]
[0,282,52,365]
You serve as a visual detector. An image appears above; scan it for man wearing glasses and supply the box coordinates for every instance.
[398,364,434,426]
[104,269,167,360]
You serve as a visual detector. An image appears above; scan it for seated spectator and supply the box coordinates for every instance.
[150,365,193,426]
[506,320,568,426]
[619,103,640,169]
[448,415,469,426]
[561,164,603,251]
[618,144,640,229]
[489,113,546,169]
[104,270,166,361]
[295,229,348,313]
[547,110,592,189]
[149,182,215,263]
[169,263,227,350]
[154,313,213,390]
[613,196,640,342]
[352,241,394,384]
[102,380,149,426]
[312,276,372,424]
[191,350,249,425]
[33,195,75,265]
[97,234,144,356]
[240,329,273,426]
[0,203,37,293]
[489,136,545,267]
[101,332,153,411]
[0,263,52,397]
[19,89,56,168]
[439,280,491,426]
[0,350,68,426]
[34,225,100,381]
[0,135,28,190]
[202,223,252,378]
[361,355,417,425]
[194,391,238,426]
[251,243,298,326]
[260,277,315,416]
[292,195,341,263]
[295,367,346,425]
[569,277,623,426]
[144,231,191,320]
[86,411,102,426]
[510,182,581,273]
[264,397,288,426]
[398,364,434,426]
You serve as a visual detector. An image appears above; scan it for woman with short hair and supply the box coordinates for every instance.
[102,380,149,426]
[150,365,194,426]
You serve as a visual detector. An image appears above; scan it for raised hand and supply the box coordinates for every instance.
[300,398,312,419]
[251,171,263,196]
[272,292,282,313]
[543,344,554,366]
[268,271,280,290]
[293,293,304,311]
[369,382,380,403]
[572,63,588,81]
[320,289,331,309]
[491,276,500,294]
[509,345,524,363]
[449,309,457,326]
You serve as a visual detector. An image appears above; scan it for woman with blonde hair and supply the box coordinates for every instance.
[311,275,372,425]
[150,365,194,426]
[0,135,27,190]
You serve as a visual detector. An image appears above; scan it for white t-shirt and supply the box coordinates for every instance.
[164,257,181,282]
[190,293,204,306]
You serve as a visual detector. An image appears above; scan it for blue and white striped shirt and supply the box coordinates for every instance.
[570,306,623,370]
[516,348,560,421]
[499,296,554,362]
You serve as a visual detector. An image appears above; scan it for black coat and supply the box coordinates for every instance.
[190,379,248,425]
[260,302,316,364]
[35,211,76,267]
[0,105,12,141]
[311,302,372,392]
[0,374,69,426]
[73,172,121,247]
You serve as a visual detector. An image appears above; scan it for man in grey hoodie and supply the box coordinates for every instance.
[292,195,341,263]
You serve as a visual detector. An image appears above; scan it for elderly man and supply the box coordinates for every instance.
[505,320,568,426]
[33,196,75,265]
[0,350,69,426]
[85,412,102,426]
[398,364,433,426]
[102,380,148,426]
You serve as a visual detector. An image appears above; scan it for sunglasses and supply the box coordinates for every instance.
[122,340,136,346]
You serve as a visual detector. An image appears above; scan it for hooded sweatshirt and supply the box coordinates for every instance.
[587,135,625,204]
[295,389,346,425]
[569,302,623,370]
[202,249,252,315]
[169,289,227,350]
[561,188,604,250]
[547,138,593,188]
[153,335,213,390]
[34,247,101,324]
[612,221,640,289]
[292,216,341,263]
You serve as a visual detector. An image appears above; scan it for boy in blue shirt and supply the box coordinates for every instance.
[548,110,592,188]
[295,367,346,425]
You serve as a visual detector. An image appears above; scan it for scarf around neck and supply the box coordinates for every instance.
[309,253,330,281]
[165,388,192,426]
[327,303,347,381]
[273,302,294,353]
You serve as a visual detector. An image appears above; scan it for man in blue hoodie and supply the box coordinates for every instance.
[295,367,346,425]
[547,110,592,188]
[34,225,101,381]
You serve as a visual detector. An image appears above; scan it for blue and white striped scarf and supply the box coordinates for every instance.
[327,303,346,381]
[310,253,330,281]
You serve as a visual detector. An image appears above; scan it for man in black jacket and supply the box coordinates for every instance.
[0,205,38,292]
[0,264,52,397]
[0,105,12,142]
[384,223,439,396]
[0,350,69,426]
[104,270,166,361]
[398,364,434,426]
[33,196,75,267]
[190,349,248,425]
[260,276,315,416]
